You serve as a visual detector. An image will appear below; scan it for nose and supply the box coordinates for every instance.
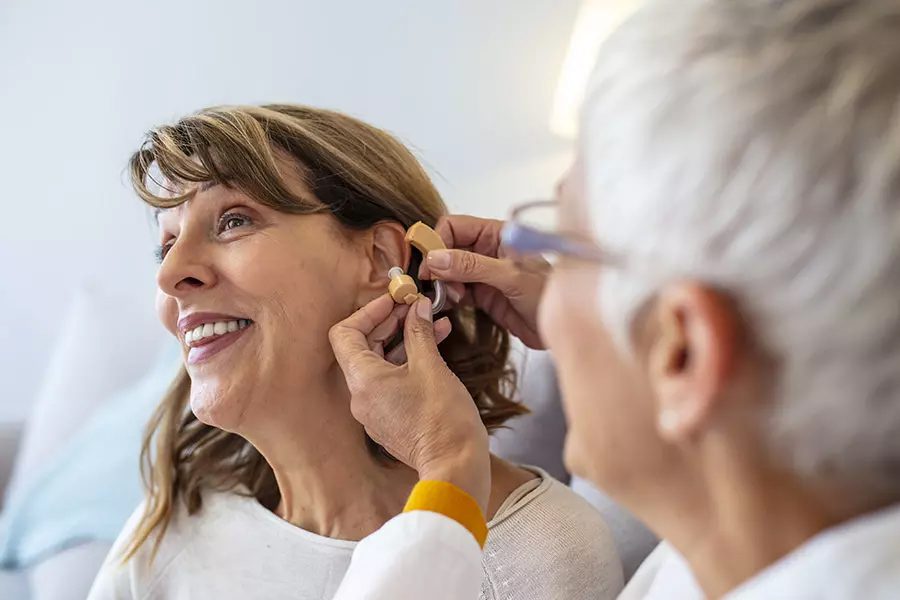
[156,236,218,298]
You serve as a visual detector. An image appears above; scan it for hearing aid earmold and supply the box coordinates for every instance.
[387,267,419,305]
[388,221,449,314]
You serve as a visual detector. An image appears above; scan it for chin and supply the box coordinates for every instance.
[564,430,621,492]
[189,383,247,432]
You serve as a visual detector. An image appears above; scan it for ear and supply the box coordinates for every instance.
[358,221,412,298]
[646,283,739,443]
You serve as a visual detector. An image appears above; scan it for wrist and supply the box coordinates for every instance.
[418,435,491,514]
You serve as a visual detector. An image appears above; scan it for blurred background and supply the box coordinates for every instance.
[0,2,657,598]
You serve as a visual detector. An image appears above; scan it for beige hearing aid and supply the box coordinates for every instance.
[405,221,446,255]
[387,221,448,313]
[388,267,419,305]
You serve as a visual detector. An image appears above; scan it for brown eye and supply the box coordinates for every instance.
[218,212,251,233]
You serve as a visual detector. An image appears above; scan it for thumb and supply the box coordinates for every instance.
[403,295,443,368]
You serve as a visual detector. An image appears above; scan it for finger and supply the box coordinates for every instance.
[385,316,452,365]
[435,316,453,344]
[329,293,398,382]
[424,249,520,294]
[402,295,444,368]
[445,281,465,306]
[433,214,504,251]
[367,303,411,356]
[419,215,503,280]
[340,293,398,336]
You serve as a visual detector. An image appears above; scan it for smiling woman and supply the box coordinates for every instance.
[86,104,623,599]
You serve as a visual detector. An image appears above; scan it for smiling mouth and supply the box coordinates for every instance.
[184,318,253,347]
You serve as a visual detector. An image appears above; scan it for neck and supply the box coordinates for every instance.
[637,434,859,598]
[244,366,418,541]
[680,470,836,597]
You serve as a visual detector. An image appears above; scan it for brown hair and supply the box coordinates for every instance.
[122,104,526,561]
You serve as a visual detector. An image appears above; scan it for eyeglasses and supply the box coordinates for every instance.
[500,199,621,267]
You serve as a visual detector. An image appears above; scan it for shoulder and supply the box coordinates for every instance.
[88,489,249,599]
[87,497,193,599]
[482,470,624,599]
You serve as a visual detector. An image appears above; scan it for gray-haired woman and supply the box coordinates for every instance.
[328,0,900,598]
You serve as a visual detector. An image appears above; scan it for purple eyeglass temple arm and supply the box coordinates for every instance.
[501,222,611,263]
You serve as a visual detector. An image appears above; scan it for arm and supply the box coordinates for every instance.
[329,295,493,597]
[334,481,487,600]
[329,208,550,597]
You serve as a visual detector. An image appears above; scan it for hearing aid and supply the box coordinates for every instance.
[405,222,445,256]
[387,221,449,314]
[387,267,419,305]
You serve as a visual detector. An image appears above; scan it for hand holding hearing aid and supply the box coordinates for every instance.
[416,215,549,350]
[387,222,450,314]
[329,292,491,511]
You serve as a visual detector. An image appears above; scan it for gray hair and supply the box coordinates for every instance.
[581,0,900,490]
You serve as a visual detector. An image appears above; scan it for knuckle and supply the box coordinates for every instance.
[457,251,481,275]
[409,318,434,339]
[349,399,368,423]
[327,323,343,345]
[350,379,375,403]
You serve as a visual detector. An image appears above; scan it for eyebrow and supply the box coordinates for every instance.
[152,180,222,225]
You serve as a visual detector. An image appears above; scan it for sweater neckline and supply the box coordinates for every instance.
[217,465,552,547]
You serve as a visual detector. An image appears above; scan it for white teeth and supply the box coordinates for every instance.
[184,319,250,345]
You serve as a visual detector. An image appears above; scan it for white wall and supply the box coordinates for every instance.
[0,0,577,422]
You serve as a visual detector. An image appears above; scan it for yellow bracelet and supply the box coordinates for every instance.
[404,480,488,548]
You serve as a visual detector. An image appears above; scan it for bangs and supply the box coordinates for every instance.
[129,110,324,216]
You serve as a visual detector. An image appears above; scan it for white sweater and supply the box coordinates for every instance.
[88,468,623,600]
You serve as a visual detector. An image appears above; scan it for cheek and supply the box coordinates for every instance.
[155,289,178,336]
[542,268,652,485]
[233,235,356,353]
[540,270,606,422]
[538,272,574,350]
[539,267,605,364]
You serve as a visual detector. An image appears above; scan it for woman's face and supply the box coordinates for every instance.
[538,158,668,494]
[155,181,370,432]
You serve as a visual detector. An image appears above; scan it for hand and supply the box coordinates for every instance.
[417,215,548,349]
[329,293,491,512]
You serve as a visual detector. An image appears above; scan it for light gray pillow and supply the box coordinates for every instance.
[6,285,165,499]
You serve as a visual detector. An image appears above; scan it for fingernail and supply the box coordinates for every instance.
[427,250,451,270]
[416,295,433,321]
